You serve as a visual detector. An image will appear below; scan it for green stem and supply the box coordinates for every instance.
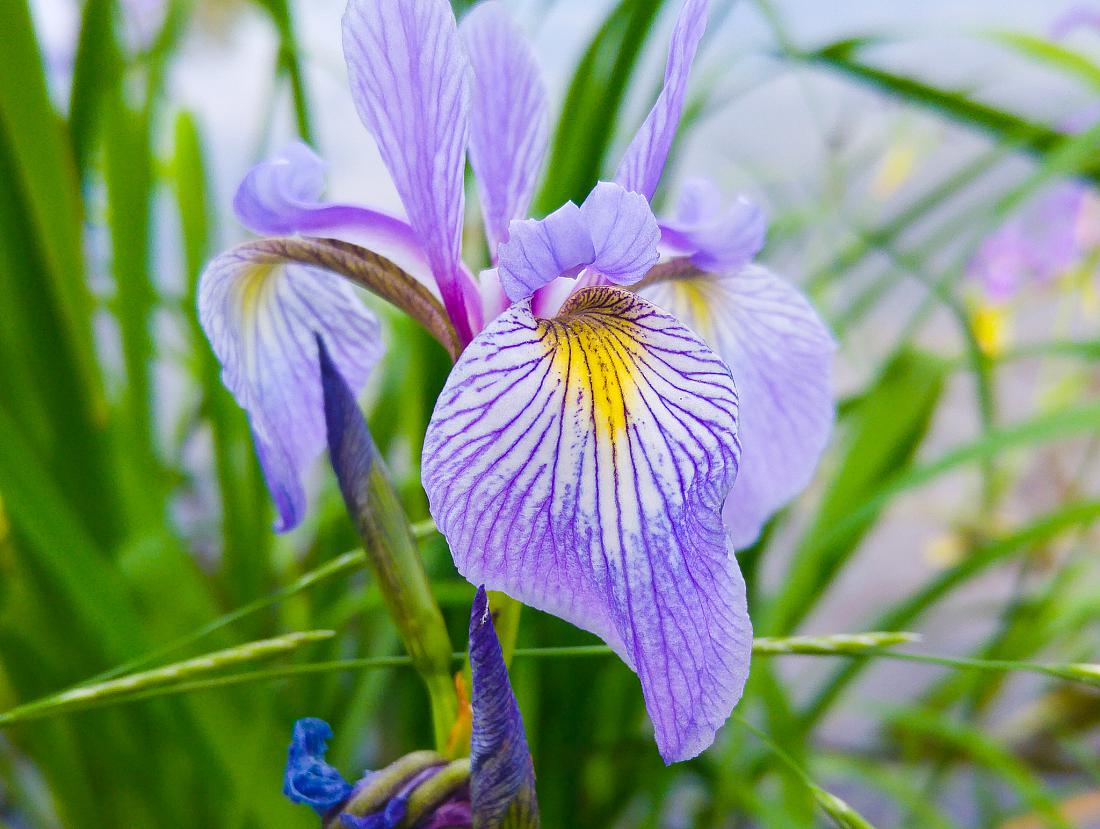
[352,452,458,751]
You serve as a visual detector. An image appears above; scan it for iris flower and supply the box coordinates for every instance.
[284,588,538,828]
[967,181,1100,303]
[199,0,834,761]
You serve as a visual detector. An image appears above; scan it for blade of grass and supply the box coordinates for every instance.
[534,0,663,212]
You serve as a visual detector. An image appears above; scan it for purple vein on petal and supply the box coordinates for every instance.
[343,0,474,341]
[423,286,751,762]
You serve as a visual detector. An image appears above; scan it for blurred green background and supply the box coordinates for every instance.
[1,0,1099,826]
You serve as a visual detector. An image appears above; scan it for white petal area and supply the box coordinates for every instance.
[640,264,835,546]
[198,248,383,531]
[423,286,751,762]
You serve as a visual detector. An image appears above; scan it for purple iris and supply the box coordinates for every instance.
[967,181,1099,303]
[284,588,537,828]
[198,0,835,761]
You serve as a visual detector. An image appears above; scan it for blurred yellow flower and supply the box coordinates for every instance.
[972,303,1011,357]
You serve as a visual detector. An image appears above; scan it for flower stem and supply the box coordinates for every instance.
[352,450,459,751]
[320,338,458,750]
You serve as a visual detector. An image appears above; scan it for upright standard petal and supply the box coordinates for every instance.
[198,246,383,531]
[497,183,659,302]
[469,587,539,828]
[461,1,548,257]
[284,718,353,814]
[233,141,429,278]
[639,264,835,547]
[343,0,474,341]
[614,0,709,199]
[424,286,752,762]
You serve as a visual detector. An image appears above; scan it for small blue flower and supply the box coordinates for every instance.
[283,718,354,815]
[284,589,537,828]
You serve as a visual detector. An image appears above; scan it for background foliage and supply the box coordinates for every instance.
[1,0,1099,826]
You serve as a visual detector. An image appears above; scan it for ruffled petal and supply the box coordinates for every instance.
[342,0,474,340]
[660,178,766,273]
[461,1,548,257]
[198,246,383,531]
[614,0,709,199]
[232,141,430,279]
[424,286,751,762]
[469,587,539,827]
[498,183,659,302]
[498,201,593,302]
[580,181,662,285]
[283,718,353,814]
[639,264,835,547]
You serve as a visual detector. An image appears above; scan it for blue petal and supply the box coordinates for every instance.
[283,718,353,815]
[468,587,539,826]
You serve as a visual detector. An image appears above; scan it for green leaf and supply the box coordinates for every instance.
[801,498,1100,729]
[803,37,1100,184]
[252,0,313,141]
[171,110,272,605]
[69,0,123,180]
[534,0,663,213]
[992,30,1100,93]
[764,349,948,635]
[889,706,1072,828]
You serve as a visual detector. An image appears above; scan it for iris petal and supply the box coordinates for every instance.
[232,141,430,280]
[497,201,593,302]
[342,0,474,340]
[498,183,659,302]
[461,1,548,258]
[198,247,383,531]
[424,286,751,762]
[469,587,539,827]
[659,178,766,273]
[614,0,709,199]
[639,263,835,547]
[284,718,353,814]
[580,182,662,285]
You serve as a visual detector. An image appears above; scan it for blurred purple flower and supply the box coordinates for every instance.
[1051,5,1100,39]
[967,182,1099,303]
[200,0,836,762]
[284,589,537,828]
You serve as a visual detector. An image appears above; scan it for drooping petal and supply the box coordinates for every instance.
[198,246,383,531]
[461,1,548,257]
[468,587,539,827]
[343,0,474,341]
[424,286,752,762]
[614,0,709,199]
[660,178,766,273]
[232,141,429,279]
[497,183,659,302]
[284,718,353,814]
[639,264,835,547]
